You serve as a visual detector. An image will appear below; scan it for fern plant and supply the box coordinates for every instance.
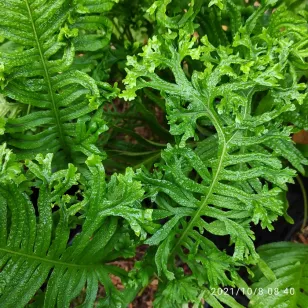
[0,143,153,307]
[249,242,308,308]
[0,0,117,166]
[0,0,308,307]
[121,0,308,305]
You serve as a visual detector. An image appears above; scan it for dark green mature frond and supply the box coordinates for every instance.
[70,0,116,52]
[122,0,308,304]
[0,0,117,165]
[68,0,120,76]
[0,143,151,307]
[248,242,308,308]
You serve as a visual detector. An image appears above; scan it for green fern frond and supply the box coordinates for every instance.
[248,242,308,308]
[255,3,308,130]
[0,144,151,307]
[0,0,117,165]
[70,0,117,52]
[122,0,308,302]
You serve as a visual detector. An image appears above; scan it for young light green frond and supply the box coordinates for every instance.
[124,1,308,303]
[0,143,25,184]
[0,94,22,120]
[153,276,201,307]
[248,242,308,308]
[0,151,149,307]
[147,0,203,30]
[0,0,117,166]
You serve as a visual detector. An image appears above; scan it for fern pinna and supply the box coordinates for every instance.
[122,0,308,305]
[0,0,117,166]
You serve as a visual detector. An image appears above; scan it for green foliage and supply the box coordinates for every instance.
[0,0,308,307]
[123,0,307,293]
[0,0,118,165]
[249,242,308,308]
[0,143,151,307]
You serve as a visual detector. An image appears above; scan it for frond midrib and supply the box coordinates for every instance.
[171,91,228,254]
[24,0,67,154]
[0,247,96,269]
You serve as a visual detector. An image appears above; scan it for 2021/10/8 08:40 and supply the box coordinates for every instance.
[211,287,296,296]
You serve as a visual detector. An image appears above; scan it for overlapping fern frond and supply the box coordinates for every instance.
[1,0,308,307]
[121,0,308,305]
[248,242,308,308]
[0,143,151,307]
[0,0,117,166]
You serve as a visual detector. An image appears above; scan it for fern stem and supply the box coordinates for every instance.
[171,96,227,255]
[171,143,227,254]
[26,104,31,115]
[0,247,94,269]
[296,175,308,231]
[138,66,230,255]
